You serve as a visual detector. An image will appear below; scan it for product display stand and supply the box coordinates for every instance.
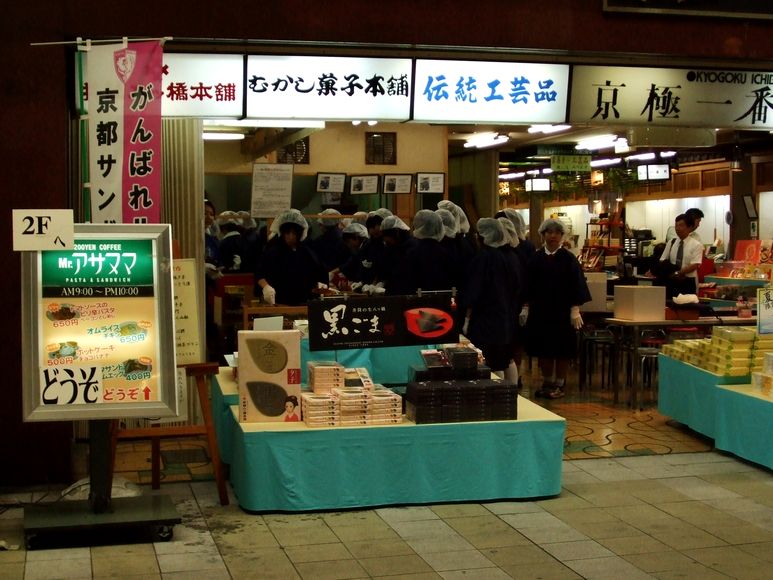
[24,420,181,550]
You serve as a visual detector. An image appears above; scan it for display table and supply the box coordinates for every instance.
[212,369,239,465]
[715,385,773,470]
[228,397,565,512]
[658,354,749,438]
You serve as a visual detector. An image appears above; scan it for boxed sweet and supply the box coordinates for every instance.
[752,371,773,395]
[613,285,666,321]
[443,346,479,370]
[238,330,302,423]
[764,352,773,374]
[344,367,374,390]
[308,361,345,393]
[713,326,756,343]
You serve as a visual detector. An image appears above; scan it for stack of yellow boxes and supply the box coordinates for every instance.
[703,327,757,376]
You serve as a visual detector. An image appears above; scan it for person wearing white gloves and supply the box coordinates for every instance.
[523,218,591,399]
[462,218,520,378]
[256,209,327,306]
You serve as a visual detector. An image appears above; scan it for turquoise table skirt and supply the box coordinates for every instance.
[228,398,565,512]
[715,385,773,470]
[212,371,239,465]
[658,355,748,439]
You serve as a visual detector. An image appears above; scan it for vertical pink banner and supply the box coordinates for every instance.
[120,41,163,224]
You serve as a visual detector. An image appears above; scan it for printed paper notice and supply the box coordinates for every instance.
[251,163,294,218]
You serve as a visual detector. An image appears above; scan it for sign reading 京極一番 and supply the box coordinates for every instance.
[307,294,457,351]
[570,65,773,130]
[21,224,178,422]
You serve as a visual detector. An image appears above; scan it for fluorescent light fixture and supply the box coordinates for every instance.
[499,172,526,180]
[625,152,656,162]
[367,120,378,126]
[659,151,677,158]
[202,132,246,141]
[590,157,622,168]
[575,134,618,151]
[527,124,571,134]
[615,196,624,202]
[614,138,630,154]
[542,168,554,175]
[526,169,540,176]
[464,132,509,149]
[352,120,362,126]
[204,118,325,129]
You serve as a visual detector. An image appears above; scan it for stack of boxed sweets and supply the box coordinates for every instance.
[752,344,773,396]
[302,367,403,427]
[307,360,345,393]
[662,326,772,379]
[404,346,517,424]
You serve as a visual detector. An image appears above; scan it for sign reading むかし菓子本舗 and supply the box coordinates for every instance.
[22,224,178,421]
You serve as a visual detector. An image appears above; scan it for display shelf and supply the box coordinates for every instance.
[703,275,769,288]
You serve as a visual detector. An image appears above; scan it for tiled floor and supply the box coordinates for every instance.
[2,452,772,579]
[2,362,770,578]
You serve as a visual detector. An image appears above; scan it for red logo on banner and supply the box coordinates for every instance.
[287,368,301,384]
[403,308,454,338]
[113,49,137,84]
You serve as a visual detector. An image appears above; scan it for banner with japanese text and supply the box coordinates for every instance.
[86,41,163,223]
[307,294,457,351]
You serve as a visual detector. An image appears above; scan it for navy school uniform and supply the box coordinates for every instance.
[256,241,327,306]
[388,238,455,296]
[311,227,350,272]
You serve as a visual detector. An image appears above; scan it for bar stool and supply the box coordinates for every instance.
[579,326,618,397]
[624,329,666,409]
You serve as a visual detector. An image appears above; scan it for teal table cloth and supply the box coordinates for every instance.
[212,370,239,465]
[228,398,566,512]
[715,385,773,470]
[658,355,748,438]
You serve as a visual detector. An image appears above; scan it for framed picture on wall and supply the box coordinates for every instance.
[416,172,445,194]
[349,175,380,195]
[383,174,413,194]
[316,172,346,194]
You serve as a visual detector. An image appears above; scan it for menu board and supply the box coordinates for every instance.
[251,163,294,219]
[173,258,203,365]
[21,224,178,421]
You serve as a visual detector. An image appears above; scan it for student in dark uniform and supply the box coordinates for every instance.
[496,208,536,266]
[462,218,519,376]
[311,208,350,273]
[521,218,591,399]
[390,210,454,296]
[336,222,369,284]
[256,209,327,306]
[216,211,245,272]
[497,216,526,387]
[380,215,418,295]
[358,210,390,285]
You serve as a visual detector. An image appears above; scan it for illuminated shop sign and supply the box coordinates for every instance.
[570,65,773,130]
[246,55,413,121]
[162,53,244,117]
[412,59,570,124]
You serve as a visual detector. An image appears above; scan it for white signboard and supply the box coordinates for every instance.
[413,60,570,124]
[251,163,294,218]
[173,258,203,365]
[162,53,244,117]
[570,66,773,130]
[246,55,412,120]
[12,209,74,251]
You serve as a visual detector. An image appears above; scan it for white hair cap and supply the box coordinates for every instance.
[497,216,520,248]
[217,211,241,227]
[351,211,368,225]
[412,210,444,241]
[437,200,470,234]
[538,218,566,236]
[342,222,369,239]
[381,215,410,232]
[368,208,393,220]
[270,209,309,241]
[435,209,459,238]
[237,210,257,230]
[477,217,508,248]
[317,208,341,227]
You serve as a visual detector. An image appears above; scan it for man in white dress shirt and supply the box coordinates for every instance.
[659,213,704,297]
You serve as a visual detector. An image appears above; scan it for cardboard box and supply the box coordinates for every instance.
[614,285,666,321]
[238,330,301,423]
[581,272,608,313]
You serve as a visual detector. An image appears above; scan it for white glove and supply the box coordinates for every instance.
[361,284,373,294]
[570,306,583,330]
[372,282,385,295]
[262,285,276,305]
[519,306,529,327]
[328,270,337,283]
[361,260,373,269]
[462,317,470,336]
[232,254,242,270]
[350,281,363,292]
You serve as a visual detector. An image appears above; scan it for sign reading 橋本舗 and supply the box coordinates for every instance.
[307,294,458,351]
[22,224,178,422]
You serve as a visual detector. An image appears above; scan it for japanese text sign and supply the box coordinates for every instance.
[307,294,457,351]
[246,55,412,121]
[413,59,569,124]
[84,41,163,224]
[571,65,773,130]
[21,224,178,421]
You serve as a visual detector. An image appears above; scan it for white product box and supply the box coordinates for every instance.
[238,330,302,423]
[614,285,666,321]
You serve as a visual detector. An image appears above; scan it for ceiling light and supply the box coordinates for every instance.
[575,134,618,151]
[351,120,361,126]
[730,160,742,172]
[614,138,630,154]
[659,151,677,158]
[527,124,572,134]
[542,168,553,175]
[499,172,525,180]
[204,118,326,129]
[615,196,624,202]
[202,132,246,141]
[625,152,656,162]
[590,157,622,168]
[464,132,509,149]
[367,120,378,126]
[526,169,540,176]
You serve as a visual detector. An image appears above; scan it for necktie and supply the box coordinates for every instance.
[675,240,684,269]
